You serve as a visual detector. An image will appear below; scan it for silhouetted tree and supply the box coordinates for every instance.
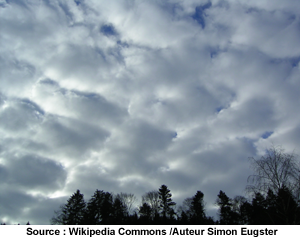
[216,190,239,224]
[178,210,189,224]
[51,190,86,225]
[190,191,206,223]
[231,195,249,224]
[51,204,65,225]
[205,216,216,225]
[250,192,268,224]
[141,190,160,220]
[158,185,176,221]
[127,212,139,224]
[100,192,113,224]
[239,200,252,224]
[247,146,300,201]
[84,189,106,224]
[115,192,137,216]
[177,197,193,223]
[276,186,300,224]
[264,189,278,224]
[139,203,152,223]
[178,191,215,224]
[48,168,299,225]
[112,197,127,224]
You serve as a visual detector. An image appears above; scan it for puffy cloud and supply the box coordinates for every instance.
[0,0,300,224]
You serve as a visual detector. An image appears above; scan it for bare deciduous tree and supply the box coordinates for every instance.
[177,197,193,219]
[141,190,160,218]
[115,192,137,216]
[247,145,300,201]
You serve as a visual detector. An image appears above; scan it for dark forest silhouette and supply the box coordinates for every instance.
[1,146,300,225]
[48,184,299,225]
[49,146,300,225]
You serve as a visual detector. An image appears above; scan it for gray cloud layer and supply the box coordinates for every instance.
[0,0,300,224]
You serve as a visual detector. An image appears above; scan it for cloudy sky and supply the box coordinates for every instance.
[1,0,300,224]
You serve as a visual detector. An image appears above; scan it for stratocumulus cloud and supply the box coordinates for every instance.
[0,0,300,224]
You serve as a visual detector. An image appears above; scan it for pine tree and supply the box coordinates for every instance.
[276,186,299,224]
[84,189,106,224]
[158,185,176,220]
[250,192,268,224]
[190,191,206,224]
[265,189,278,224]
[216,190,239,224]
[100,192,113,224]
[51,189,86,225]
[179,210,189,224]
[231,196,249,224]
[139,202,152,222]
[112,197,127,224]
[239,200,252,224]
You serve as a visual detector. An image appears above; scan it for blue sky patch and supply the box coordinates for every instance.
[192,1,212,29]
[215,106,224,113]
[117,40,129,48]
[172,132,178,139]
[74,0,81,6]
[261,131,273,139]
[100,24,117,36]
[290,57,300,67]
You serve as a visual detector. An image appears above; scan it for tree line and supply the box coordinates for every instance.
[50,146,300,225]
[1,146,299,225]
[50,185,300,225]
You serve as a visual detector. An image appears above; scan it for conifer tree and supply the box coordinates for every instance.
[216,190,239,224]
[84,189,106,224]
[250,192,268,224]
[139,203,153,223]
[158,185,176,220]
[51,189,86,225]
[276,186,299,224]
[112,197,127,224]
[100,192,113,224]
[190,191,206,223]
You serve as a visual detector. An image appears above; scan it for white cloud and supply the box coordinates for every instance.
[0,0,300,224]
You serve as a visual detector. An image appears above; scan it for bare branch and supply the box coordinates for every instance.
[247,145,300,201]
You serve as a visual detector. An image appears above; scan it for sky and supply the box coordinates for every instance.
[1,0,300,225]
